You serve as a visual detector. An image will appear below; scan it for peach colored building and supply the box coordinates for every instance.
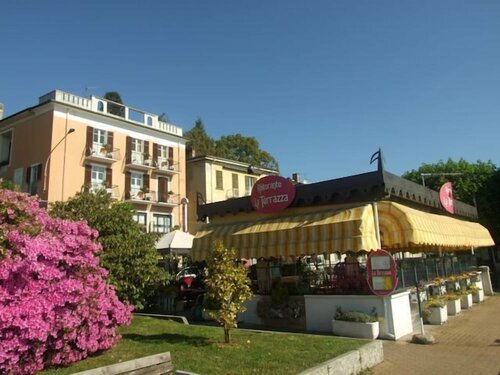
[0,90,187,234]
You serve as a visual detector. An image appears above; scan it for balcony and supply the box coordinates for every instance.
[126,190,179,207]
[85,145,120,164]
[125,152,156,171]
[83,184,120,199]
[39,90,183,137]
[153,158,180,175]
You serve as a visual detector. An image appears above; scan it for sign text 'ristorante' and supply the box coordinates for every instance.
[251,175,296,214]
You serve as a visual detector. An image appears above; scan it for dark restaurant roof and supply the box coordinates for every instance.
[197,151,479,222]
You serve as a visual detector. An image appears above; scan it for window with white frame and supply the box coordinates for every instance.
[130,172,143,198]
[91,165,106,192]
[92,128,107,154]
[158,145,168,168]
[131,139,144,164]
[152,214,172,233]
[245,176,257,195]
[216,170,223,190]
[133,212,147,230]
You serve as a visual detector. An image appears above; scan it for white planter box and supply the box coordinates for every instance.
[461,294,473,309]
[473,290,484,303]
[332,319,379,339]
[447,299,461,316]
[426,306,448,325]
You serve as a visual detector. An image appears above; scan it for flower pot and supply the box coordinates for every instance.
[425,306,448,325]
[461,294,473,309]
[447,299,461,316]
[331,319,379,339]
[472,290,484,303]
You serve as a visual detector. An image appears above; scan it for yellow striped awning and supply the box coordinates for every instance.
[378,201,495,252]
[191,204,379,261]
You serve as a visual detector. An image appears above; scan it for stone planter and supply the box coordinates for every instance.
[332,319,379,339]
[472,290,484,303]
[425,306,448,325]
[447,299,461,316]
[461,294,473,309]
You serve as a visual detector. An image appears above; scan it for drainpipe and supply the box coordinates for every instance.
[372,202,396,340]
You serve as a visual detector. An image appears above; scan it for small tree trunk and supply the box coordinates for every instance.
[224,327,230,343]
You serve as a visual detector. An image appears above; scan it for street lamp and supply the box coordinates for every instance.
[43,128,75,192]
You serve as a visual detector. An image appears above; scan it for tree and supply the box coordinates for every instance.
[104,91,125,117]
[50,190,168,310]
[0,188,131,374]
[184,118,216,157]
[204,240,252,344]
[403,158,497,205]
[215,133,279,170]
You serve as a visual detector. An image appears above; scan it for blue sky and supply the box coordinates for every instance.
[1,1,499,182]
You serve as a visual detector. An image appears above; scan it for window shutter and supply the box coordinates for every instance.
[143,174,150,190]
[125,136,132,164]
[107,131,114,148]
[168,147,174,164]
[84,165,91,184]
[152,143,158,164]
[26,167,31,184]
[36,164,42,181]
[106,167,112,187]
[86,126,93,156]
[125,171,131,199]
[158,177,167,202]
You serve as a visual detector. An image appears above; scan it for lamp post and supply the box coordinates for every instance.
[43,128,75,195]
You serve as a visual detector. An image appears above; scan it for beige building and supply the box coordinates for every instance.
[186,155,278,233]
[0,90,187,234]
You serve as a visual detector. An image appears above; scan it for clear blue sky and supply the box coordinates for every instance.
[1,1,499,182]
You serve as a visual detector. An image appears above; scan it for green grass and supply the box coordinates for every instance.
[43,316,367,375]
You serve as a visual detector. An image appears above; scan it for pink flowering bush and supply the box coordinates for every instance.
[0,188,132,374]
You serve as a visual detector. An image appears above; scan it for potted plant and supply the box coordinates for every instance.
[100,143,113,157]
[469,285,484,303]
[144,153,152,166]
[459,289,473,309]
[332,307,380,339]
[424,296,448,325]
[444,293,461,316]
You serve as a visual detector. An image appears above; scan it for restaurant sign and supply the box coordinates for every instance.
[251,175,295,214]
[439,182,454,214]
[366,249,398,296]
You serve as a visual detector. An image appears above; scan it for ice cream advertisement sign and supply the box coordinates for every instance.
[250,175,295,214]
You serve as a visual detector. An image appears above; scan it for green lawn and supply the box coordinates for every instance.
[43,316,367,375]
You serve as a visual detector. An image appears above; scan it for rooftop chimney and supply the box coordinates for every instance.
[0,103,4,120]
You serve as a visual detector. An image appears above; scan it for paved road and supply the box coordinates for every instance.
[373,295,500,375]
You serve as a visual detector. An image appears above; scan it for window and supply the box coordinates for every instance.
[215,170,223,190]
[97,101,104,112]
[90,165,106,192]
[130,172,143,198]
[158,145,169,168]
[13,168,23,188]
[147,116,153,126]
[92,128,106,154]
[152,214,172,233]
[232,173,239,197]
[133,212,147,231]
[131,139,144,164]
[0,131,12,167]
[27,164,42,195]
[245,176,257,195]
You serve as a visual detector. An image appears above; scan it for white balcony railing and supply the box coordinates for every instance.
[39,90,183,137]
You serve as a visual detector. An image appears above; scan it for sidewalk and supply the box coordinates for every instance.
[372,295,500,375]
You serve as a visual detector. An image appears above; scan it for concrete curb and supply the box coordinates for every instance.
[298,340,383,375]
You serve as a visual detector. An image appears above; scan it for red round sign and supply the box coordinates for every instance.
[366,249,398,296]
[439,182,454,214]
[250,176,295,214]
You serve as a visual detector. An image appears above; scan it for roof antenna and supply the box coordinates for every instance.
[370,148,385,171]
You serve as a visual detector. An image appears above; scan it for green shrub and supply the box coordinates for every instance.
[334,307,378,323]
